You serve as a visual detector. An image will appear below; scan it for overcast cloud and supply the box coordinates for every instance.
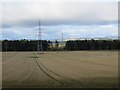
[1,1,118,40]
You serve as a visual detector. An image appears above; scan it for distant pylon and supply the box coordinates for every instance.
[61,30,64,50]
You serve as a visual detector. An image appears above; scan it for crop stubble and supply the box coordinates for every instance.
[2,51,118,88]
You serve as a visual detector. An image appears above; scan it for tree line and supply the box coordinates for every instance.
[2,39,120,51]
[65,39,120,50]
[2,39,49,51]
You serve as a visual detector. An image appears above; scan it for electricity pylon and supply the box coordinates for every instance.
[61,30,64,51]
[37,20,43,53]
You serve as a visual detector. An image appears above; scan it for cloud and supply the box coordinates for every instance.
[1,1,118,40]
[2,2,118,27]
[2,24,118,40]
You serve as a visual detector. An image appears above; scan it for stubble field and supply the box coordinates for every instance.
[2,51,118,88]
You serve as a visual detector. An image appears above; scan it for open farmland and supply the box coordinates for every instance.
[2,51,118,88]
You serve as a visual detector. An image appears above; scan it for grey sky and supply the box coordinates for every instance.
[0,0,118,40]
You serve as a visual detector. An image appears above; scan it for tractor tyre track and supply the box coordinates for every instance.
[33,52,64,85]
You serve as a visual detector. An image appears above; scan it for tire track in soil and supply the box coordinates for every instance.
[33,52,81,87]
[33,52,86,86]
[46,52,116,79]
[34,54,65,78]
[33,52,64,86]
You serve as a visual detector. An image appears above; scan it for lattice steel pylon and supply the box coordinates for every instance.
[37,20,43,53]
